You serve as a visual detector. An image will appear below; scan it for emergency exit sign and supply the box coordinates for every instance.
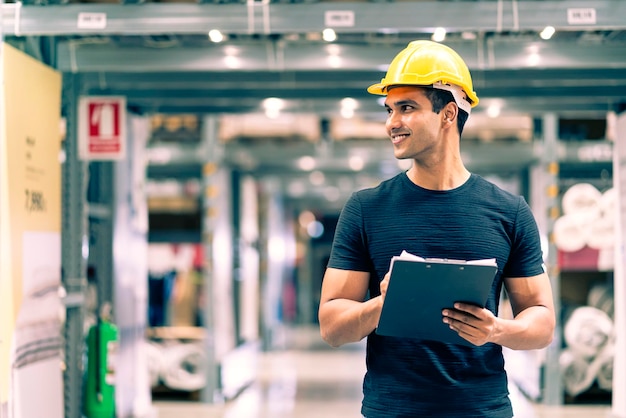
[78,96,126,160]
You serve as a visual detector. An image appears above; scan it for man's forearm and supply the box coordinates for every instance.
[492,306,555,350]
[319,296,383,347]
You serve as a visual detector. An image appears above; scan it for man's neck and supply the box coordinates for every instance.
[406,164,471,191]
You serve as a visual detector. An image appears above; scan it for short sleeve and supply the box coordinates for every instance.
[327,193,372,272]
[502,197,546,278]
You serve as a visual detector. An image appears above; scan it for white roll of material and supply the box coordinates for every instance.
[553,214,590,252]
[587,283,615,319]
[560,349,593,397]
[561,183,602,222]
[598,187,617,220]
[587,215,615,250]
[564,306,613,359]
[596,343,615,391]
[161,343,207,391]
[145,341,164,388]
[560,340,615,397]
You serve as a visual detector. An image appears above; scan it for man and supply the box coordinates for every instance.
[318,40,555,417]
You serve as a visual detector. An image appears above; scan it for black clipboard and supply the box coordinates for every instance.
[375,254,498,346]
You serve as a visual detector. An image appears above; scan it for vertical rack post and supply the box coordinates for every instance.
[200,115,222,403]
[61,73,88,418]
[87,161,115,311]
[541,113,563,406]
[612,109,626,418]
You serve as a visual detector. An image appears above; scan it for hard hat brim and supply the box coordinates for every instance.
[367,83,387,95]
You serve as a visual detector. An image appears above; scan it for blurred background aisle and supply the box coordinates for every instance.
[153,326,612,418]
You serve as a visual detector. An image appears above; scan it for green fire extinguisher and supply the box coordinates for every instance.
[84,304,118,418]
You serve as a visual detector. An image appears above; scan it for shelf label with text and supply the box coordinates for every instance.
[567,8,596,25]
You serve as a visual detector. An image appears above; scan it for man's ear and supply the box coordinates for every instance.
[444,102,458,122]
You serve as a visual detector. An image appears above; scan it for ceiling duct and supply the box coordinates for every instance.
[463,114,534,142]
[218,113,320,143]
[330,117,387,142]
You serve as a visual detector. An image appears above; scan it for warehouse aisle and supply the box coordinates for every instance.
[153,326,612,418]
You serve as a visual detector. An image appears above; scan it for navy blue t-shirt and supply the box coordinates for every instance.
[327,173,545,418]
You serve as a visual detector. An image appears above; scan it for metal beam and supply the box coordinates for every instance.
[70,66,626,117]
[3,1,626,36]
[55,38,626,73]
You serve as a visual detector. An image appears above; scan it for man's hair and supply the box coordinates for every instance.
[423,88,469,136]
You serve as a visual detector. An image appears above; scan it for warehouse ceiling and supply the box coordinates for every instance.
[2,0,624,211]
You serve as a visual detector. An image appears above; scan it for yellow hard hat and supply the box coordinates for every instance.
[368,40,479,114]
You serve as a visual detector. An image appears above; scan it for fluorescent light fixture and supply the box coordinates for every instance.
[540,26,556,40]
[208,29,224,43]
[461,31,477,40]
[486,103,501,118]
[297,156,316,171]
[322,28,337,42]
[327,55,342,68]
[262,97,285,119]
[326,44,341,55]
[309,170,325,185]
[349,155,365,171]
[340,107,354,118]
[527,52,540,67]
[224,55,241,69]
[341,97,358,109]
[341,97,358,118]
[224,45,240,56]
[431,27,446,42]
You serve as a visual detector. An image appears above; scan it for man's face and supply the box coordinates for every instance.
[383,86,446,161]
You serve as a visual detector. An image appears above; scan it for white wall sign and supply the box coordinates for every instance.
[77,12,107,30]
[79,96,126,161]
[324,10,355,28]
[567,8,596,25]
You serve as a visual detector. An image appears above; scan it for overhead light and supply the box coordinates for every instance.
[287,180,307,197]
[262,97,284,119]
[340,107,354,118]
[540,26,556,40]
[349,155,365,171]
[297,156,316,171]
[208,29,224,43]
[268,236,286,263]
[340,97,358,118]
[341,97,358,109]
[322,28,337,42]
[326,44,342,68]
[431,27,446,42]
[486,103,501,118]
[326,44,340,56]
[324,187,341,202]
[298,210,316,229]
[309,170,326,185]
[327,55,342,68]
[306,221,324,238]
[378,28,399,35]
[527,52,541,67]
[224,45,239,56]
[223,45,241,69]
[461,31,477,40]
[525,44,541,66]
[224,55,241,69]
